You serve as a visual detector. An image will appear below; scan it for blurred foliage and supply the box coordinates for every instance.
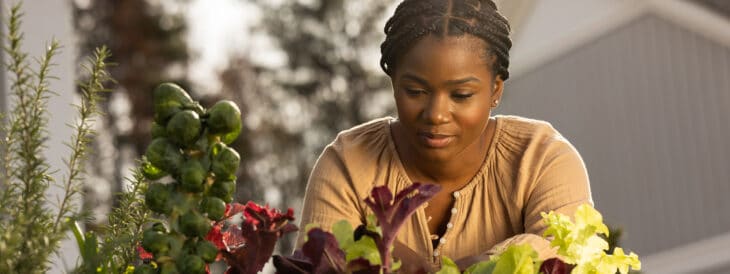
[235,0,397,252]
[72,0,191,216]
[71,0,399,254]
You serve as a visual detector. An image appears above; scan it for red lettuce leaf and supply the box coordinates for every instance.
[207,201,297,274]
[272,255,313,274]
[302,228,347,273]
[539,258,575,274]
[362,183,441,273]
[277,184,440,274]
[136,245,154,261]
[346,258,380,274]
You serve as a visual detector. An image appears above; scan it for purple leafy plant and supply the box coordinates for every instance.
[206,201,298,274]
[275,183,441,274]
[273,227,384,273]
[538,258,575,274]
[363,183,441,273]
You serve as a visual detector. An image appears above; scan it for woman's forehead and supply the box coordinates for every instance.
[396,35,494,78]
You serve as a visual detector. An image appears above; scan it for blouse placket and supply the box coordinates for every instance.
[430,189,465,265]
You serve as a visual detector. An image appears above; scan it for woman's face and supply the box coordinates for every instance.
[392,34,503,162]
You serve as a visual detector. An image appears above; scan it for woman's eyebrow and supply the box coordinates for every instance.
[400,73,429,86]
[401,74,480,86]
[444,76,480,85]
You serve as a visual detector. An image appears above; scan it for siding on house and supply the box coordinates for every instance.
[702,263,730,274]
[693,0,730,18]
[496,15,730,256]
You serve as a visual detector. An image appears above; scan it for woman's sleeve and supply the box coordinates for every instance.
[295,144,364,248]
[488,139,593,259]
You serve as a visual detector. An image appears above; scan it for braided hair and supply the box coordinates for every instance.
[380,0,512,80]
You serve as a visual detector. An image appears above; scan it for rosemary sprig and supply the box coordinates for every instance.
[53,46,113,231]
[102,167,151,270]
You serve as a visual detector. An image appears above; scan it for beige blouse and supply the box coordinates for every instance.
[297,115,593,267]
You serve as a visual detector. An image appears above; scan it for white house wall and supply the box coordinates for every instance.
[496,14,730,272]
[510,0,634,50]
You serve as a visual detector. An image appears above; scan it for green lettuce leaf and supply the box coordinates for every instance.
[492,244,540,274]
[436,257,460,274]
[542,204,641,273]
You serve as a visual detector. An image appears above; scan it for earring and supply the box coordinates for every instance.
[492,99,499,107]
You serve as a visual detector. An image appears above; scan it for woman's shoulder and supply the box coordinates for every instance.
[496,115,568,142]
[493,115,576,158]
[317,117,396,174]
[496,115,559,137]
[314,117,397,197]
[329,116,394,152]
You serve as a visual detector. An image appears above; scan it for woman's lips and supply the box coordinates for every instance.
[417,132,455,148]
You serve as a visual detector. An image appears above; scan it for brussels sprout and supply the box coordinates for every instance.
[151,122,167,138]
[141,159,167,181]
[158,262,179,274]
[206,100,242,143]
[153,82,193,124]
[200,197,226,221]
[210,144,240,180]
[220,121,242,145]
[145,138,184,175]
[184,101,206,116]
[145,183,173,214]
[196,240,219,263]
[151,222,167,233]
[176,254,206,274]
[142,228,169,255]
[180,159,206,193]
[181,238,197,257]
[133,264,156,274]
[167,233,184,257]
[166,110,202,147]
[209,179,236,203]
[179,211,211,238]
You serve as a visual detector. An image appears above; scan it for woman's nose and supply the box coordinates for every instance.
[422,94,450,125]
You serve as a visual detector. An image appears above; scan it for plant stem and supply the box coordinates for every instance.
[53,46,111,231]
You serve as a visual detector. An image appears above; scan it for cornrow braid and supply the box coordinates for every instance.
[380,0,512,80]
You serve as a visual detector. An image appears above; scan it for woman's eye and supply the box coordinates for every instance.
[452,93,474,100]
[405,89,425,95]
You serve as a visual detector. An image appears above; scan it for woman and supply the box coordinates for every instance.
[297,0,593,270]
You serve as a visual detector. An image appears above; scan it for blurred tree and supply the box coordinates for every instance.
[71,0,399,256]
[235,0,397,252]
[72,0,190,215]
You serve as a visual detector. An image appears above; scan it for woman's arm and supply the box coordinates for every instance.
[500,139,592,256]
[457,139,592,268]
[296,145,364,247]
[522,140,593,234]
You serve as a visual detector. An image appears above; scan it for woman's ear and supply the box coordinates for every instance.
[491,75,504,107]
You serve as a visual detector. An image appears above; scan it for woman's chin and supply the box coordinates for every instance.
[413,147,456,163]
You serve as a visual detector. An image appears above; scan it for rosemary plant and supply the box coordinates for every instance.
[72,166,151,274]
[0,3,114,273]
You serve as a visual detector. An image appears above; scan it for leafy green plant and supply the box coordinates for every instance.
[541,205,640,274]
[435,204,641,274]
[132,82,245,274]
[0,2,113,273]
[71,166,152,274]
[275,190,640,274]
[273,183,440,273]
